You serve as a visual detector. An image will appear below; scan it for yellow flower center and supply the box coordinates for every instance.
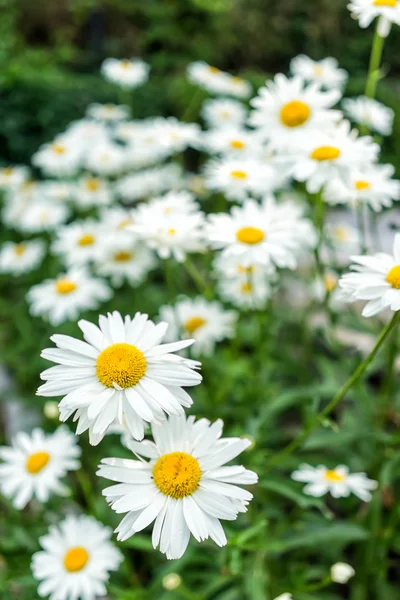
[333,226,349,242]
[241,282,253,293]
[78,234,95,246]
[2,167,14,176]
[185,316,206,334]
[230,170,248,179]
[324,273,337,292]
[386,265,400,289]
[280,100,311,128]
[96,343,147,388]
[26,451,50,474]
[208,66,220,74]
[220,111,232,119]
[311,146,341,161]
[168,228,176,236]
[230,139,245,149]
[153,452,201,498]
[236,226,265,245]
[51,143,66,155]
[355,180,370,191]
[114,251,133,262]
[64,547,89,573]
[85,178,100,192]
[120,60,132,69]
[373,0,397,6]
[118,218,133,230]
[324,470,345,482]
[232,77,244,85]
[14,243,26,256]
[314,64,324,77]
[238,265,255,274]
[55,279,77,295]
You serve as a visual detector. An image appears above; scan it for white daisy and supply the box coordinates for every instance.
[323,212,360,266]
[116,164,183,203]
[0,165,30,190]
[95,240,156,287]
[339,233,400,316]
[312,270,345,310]
[324,164,400,211]
[273,595,292,600]
[51,220,106,267]
[156,117,201,154]
[221,74,252,99]
[290,55,348,90]
[291,463,377,501]
[64,119,109,149]
[159,297,237,356]
[41,181,75,204]
[331,563,355,584]
[31,514,123,600]
[98,206,135,244]
[202,127,262,158]
[101,57,150,88]
[0,239,45,275]
[201,98,247,129]
[0,427,80,509]
[85,141,126,176]
[218,271,272,310]
[97,414,257,559]
[205,197,315,269]
[148,190,200,216]
[249,74,341,150]
[187,61,238,95]
[86,103,129,122]
[32,136,83,178]
[348,0,400,37]
[343,96,394,135]
[75,176,114,208]
[28,268,112,326]
[37,311,202,445]
[16,200,70,234]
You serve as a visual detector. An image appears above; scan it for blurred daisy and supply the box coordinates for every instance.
[187,61,236,95]
[312,270,345,310]
[343,96,394,135]
[95,240,156,287]
[339,233,400,316]
[159,297,237,356]
[85,142,126,176]
[17,200,70,234]
[0,165,29,190]
[348,0,400,37]
[202,127,262,158]
[324,164,400,211]
[222,74,252,99]
[28,268,112,326]
[37,311,202,444]
[97,414,257,559]
[249,74,341,149]
[101,57,150,88]
[149,190,200,216]
[64,119,109,149]
[32,514,122,600]
[290,55,348,90]
[157,117,201,154]
[274,595,292,600]
[75,176,114,208]
[323,213,360,266]
[52,220,106,267]
[41,181,75,204]
[32,137,83,178]
[0,427,80,509]
[98,206,135,244]
[0,239,45,275]
[116,164,182,203]
[86,103,129,122]
[292,464,377,501]
[218,272,272,310]
[202,98,247,129]
[203,157,276,201]
[331,562,355,584]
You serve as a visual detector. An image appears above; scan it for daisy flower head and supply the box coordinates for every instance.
[331,562,355,584]
[16,200,70,234]
[28,268,112,326]
[149,190,200,216]
[85,141,126,177]
[95,239,156,288]
[159,297,237,356]
[343,96,394,136]
[51,220,106,267]
[37,311,202,445]
[32,136,83,178]
[205,196,316,269]
[324,164,400,211]
[323,211,360,266]
[202,127,262,158]
[0,427,80,509]
[75,176,114,209]
[274,595,293,600]
[290,120,379,193]
[41,181,75,205]
[187,61,236,95]
[348,0,400,37]
[249,74,342,150]
[64,119,109,149]
[339,233,400,316]
[101,57,150,88]
[86,103,129,122]
[201,98,247,129]
[156,117,202,155]
[312,270,345,310]
[218,270,272,310]
[292,463,377,501]
[116,164,183,203]
[97,414,257,559]
[31,514,123,600]
[98,206,135,244]
[0,239,45,275]
[0,165,30,190]
[290,55,348,90]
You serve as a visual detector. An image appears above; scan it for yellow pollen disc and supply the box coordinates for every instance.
[280,100,311,128]
[325,470,345,482]
[85,178,100,192]
[78,234,95,246]
[314,64,324,77]
[153,452,201,498]
[96,343,147,388]
[2,167,14,176]
[355,179,370,191]
[236,226,265,245]
[120,60,131,69]
[230,170,248,179]
[311,146,341,161]
[114,250,132,262]
[230,139,245,149]
[105,104,115,110]
[168,228,176,236]
[386,265,400,289]
[64,547,89,573]
[14,243,26,256]
[373,0,397,6]
[220,111,232,119]
[241,282,253,293]
[56,279,77,295]
[238,265,254,274]
[185,316,206,334]
[51,144,66,155]
[26,451,50,474]
[232,77,244,84]
[324,274,337,292]
[118,219,133,229]
[334,226,349,242]
[208,66,220,74]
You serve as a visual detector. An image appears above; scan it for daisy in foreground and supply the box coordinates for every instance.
[348,0,400,37]
[292,464,377,501]
[339,233,400,316]
[31,514,123,600]
[37,311,202,445]
[97,415,258,559]
[0,427,80,509]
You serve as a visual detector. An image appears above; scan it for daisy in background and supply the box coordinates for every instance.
[37,311,202,444]
[323,212,360,266]
[218,270,272,310]
[292,464,377,501]
[187,61,250,97]
[0,427,80,509]
[149,190,200,216]
[95,239,156,288]
[156,117,202,155]
[41,181,75,205]
[290,55,348,90]
[331,563,355,584]
[86,103,129,122]
[28,268,112,326]
[85,141,126,177]
[0,165,29,190]
[64,119,109,149]
[348,0,400,37]
[324,163,400,211]
[116,164,183,203]
[52,220,106,267]
[98,206,135,244]
[249,74,341,150]
[75,176,114,208]
[0,239,45,275]
[159,297,237,356]
[201,98,247,129]
[312,270,345,310]
[15,200,70,234]
[343,96,394,136]
[202,127,262,158]
[32,136,83,178]
[339,233,400,316]
[32,514,123,600]
[97,415,257,559]
[101,57,150,88]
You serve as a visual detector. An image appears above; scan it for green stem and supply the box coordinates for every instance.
[184,257,213,299]
[313,191,325,280]
[360,24,385,134]
[265,312,400,471]
[301,575,332,592]
[379,328,398,427]
[181,88,206,123]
